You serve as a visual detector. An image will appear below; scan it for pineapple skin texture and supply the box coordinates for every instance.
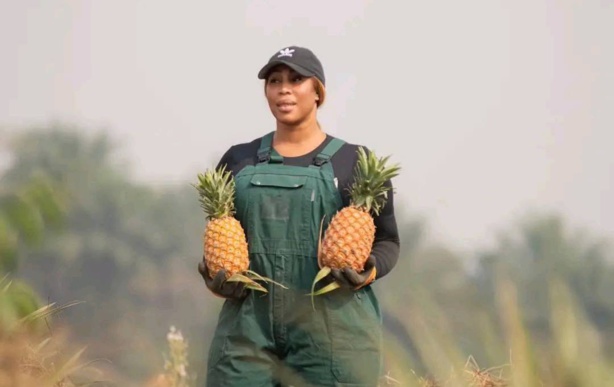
[203,216,249,279]
[321,206,375,272]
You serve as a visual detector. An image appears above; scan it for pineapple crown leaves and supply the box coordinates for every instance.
[192,164,236,220]
[348,146,401,216]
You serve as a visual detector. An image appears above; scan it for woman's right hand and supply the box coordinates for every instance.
[198,258,248,300]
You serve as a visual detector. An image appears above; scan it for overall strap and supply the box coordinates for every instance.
[256,131,283,164]
[312,138,345,168]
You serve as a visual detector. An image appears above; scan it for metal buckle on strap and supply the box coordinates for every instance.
[258,150,270,163]
[313,156,328,167]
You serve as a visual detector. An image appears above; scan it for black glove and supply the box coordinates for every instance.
[330,255,377,290]
[198,259,248,300]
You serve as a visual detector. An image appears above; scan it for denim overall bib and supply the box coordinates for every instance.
[205,132,383,387]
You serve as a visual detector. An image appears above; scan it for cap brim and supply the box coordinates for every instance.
[257,60,315,80]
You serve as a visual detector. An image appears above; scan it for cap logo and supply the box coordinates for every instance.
[277,48,295,58]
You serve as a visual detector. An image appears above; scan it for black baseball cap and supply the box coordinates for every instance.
[257,46,325,86]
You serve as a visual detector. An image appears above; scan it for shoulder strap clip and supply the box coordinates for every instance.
[312,138,345,167]
[257,149,270,163]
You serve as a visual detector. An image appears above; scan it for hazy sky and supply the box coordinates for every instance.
[1,0,612,252]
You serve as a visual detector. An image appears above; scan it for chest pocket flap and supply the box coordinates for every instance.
[250,174,307,189]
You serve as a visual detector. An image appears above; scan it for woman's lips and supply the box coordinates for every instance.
[277,101,296,113]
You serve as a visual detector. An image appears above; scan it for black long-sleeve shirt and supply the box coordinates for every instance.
[216,134,400,280]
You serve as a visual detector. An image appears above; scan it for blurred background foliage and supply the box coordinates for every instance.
[1,123,613,386]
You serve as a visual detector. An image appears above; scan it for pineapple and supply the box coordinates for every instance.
[310,147,400,301]
[194,165,286,293]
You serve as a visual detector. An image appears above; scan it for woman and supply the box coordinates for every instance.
[198,45,401,387]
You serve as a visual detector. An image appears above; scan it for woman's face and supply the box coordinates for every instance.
[265,66,319,126]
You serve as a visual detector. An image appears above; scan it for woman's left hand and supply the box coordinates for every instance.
[330,255,377,290]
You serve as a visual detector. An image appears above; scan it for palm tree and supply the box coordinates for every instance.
[0,166,66,332]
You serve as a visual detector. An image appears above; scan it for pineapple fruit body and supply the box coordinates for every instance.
[310,146,400,305]
[194,165,287,293]
[203,216,249,279]
[320,206,375,272]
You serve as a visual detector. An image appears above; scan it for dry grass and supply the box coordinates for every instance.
[463,356,507,387]
[0,330,106,387]
[375,275,614,387]
[0,279,107,387]
[4,274,614,386]
[402,357,508,387]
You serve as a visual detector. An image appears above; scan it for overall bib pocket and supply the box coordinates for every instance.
[245,174,311,252]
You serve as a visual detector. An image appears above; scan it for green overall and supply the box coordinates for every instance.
[205,132,383,387]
